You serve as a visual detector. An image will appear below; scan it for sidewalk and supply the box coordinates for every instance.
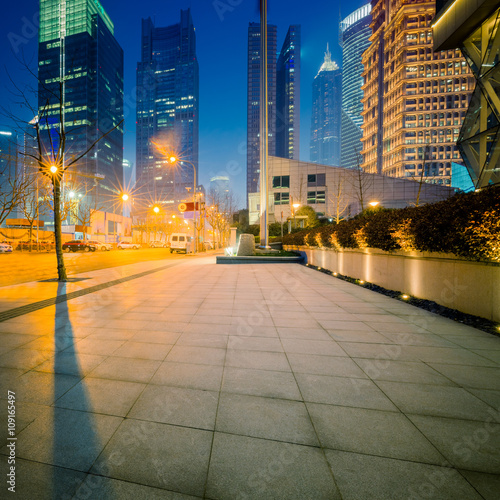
[1,256,499,499]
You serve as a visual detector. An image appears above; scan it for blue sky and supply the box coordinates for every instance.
[1,0,368,205]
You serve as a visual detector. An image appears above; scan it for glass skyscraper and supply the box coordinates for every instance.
[340,4,372,169]
[276,25,301,161]
[247,23,278,198]
[136,10,199,211]
[38,0,124,211]
[310,46,342,166]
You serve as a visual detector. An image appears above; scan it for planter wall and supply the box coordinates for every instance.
[286,246,500,323]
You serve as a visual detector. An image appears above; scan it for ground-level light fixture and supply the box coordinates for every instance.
[333,272,338,276]
[402,294,410,300]
[369,201,379,207]
[359,280,365,284]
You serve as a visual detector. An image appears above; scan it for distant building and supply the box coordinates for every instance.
[136,10,199,211]
[340,4,372,169]
[247,23,278,199]
[310,46,342,167]
[433,0,500,188]
[123,159,134,190]
[361,0,474,185]
[451,162,474,193]
[276,25,301,161]
[0,127,18,220]
[248,156,456,224]
[38,0,124,212]
[210,175,230,197]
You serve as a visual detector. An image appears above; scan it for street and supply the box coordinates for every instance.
[0,249,187,287]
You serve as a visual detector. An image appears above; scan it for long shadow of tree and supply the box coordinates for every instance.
[52,283,114,499]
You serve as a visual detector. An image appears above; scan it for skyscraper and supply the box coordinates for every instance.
[136,10,199,210]
[361,0,474,184]
[276,25,301,161]
[340,4,372,169]
[310,46,342,166]
[247,23,277,199]
[38,0,124,210]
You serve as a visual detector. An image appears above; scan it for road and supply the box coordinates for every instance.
[0,248,188,287]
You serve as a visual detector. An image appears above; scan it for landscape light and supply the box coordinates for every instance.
[402,294,410,300]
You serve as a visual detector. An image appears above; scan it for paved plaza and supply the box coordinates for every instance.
[0,255,499,499]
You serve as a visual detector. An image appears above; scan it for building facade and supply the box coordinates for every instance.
[340,4,372,169]
[310,46,342,167]
[276,25,301,161]
[247,23,278,199]
[136,10,199,211]
[361,0,474,185]
[433,0,500,188]
[38,0,124,211]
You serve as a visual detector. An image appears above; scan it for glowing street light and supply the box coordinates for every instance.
[153,206,160,214]
[121,193,129,201]
[69,191,75,198]
[369,201,379,207]
[49,165,58,174]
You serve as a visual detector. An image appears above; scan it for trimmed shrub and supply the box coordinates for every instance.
[282,185,500,262]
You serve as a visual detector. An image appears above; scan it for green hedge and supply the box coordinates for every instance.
[282,185,500,262]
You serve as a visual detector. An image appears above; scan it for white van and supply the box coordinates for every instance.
[169,233,192,253]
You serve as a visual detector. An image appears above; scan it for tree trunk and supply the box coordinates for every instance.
[53,178,67,281]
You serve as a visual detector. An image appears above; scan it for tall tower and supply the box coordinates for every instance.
[136,10,199,209]
[361,0,474,185]
[247,22,277,200]
[310,46,342,166]
[38,0,124,211]
[340,4,372,169]
[276,25,301,160]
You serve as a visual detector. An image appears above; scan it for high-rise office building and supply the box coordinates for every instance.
[247,23,277,199]
[38,0,124,210]
[136,10,199,210]
[310,46,342,166]
[340,4,371,169]
[276,25,301,161]
[0,128,18,217]
[361,0,474,184]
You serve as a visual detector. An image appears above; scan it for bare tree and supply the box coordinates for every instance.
[328,170,349,223]
[207,187,238,248]
[69,180,105,240]
[351,146,374,213]
[4,69,122,280]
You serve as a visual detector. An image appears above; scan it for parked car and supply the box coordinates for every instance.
[87,240,112,251]
[117,241,140,250]
[169,233,192,254]
[62,240,97,252]
[0,243,13,253]
[149,241,167,248]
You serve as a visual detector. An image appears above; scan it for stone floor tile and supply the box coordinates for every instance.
[295,373,397,411]
[354,358,456,386]
[166,345,226,366]
[281,339,347,357]
[34,352,106,377]
[176,333,228,348]
[459,471,500,500]
[206,433,340,500]
[325,449,482,500]
[65,338,124,356]
[129,385,218,430]
[55,377,145,417]
[0,348,53,370]
[326,329,391,343]
[276,326,331,340]
[428,363,500,391]
[150,362,223,391]
[222,367,301,400]
[130,331,183,344]
[112,341,173,360]
[320,320,375,332]
[308,403,444,464]
[227,336,283,352]
[216,393,318,446]
[378,380,497,421]
[224,349,291,372]
[13,407,122,471]
[287,353,367,378]
[408,414,500,473]
[91,420,212,497]
[89,357,161,383]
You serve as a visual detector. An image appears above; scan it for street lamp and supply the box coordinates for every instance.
[153,146,198,253]
[49,165,58,174]
[292,202,301,229]
[121,193,129,202]
[369,201,379,208]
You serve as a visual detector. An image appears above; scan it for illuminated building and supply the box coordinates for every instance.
[433,0,500,188]
[38,0,124,210]
[361,0,474,185]
[136,10,199,208]
[340,4,372,169]
[247,22,277,198]
[310,46,342,167]
[276,25,301,160]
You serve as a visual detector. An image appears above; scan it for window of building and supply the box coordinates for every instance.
[274,192,290,205]
[307,191,326,204]
[272,175,290,188]
[307,173,325,187]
